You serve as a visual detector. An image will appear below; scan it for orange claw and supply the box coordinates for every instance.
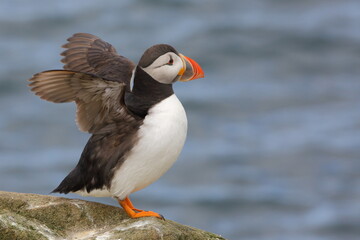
[118,197,164,220]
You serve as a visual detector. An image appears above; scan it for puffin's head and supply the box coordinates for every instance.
[138,44,204,84]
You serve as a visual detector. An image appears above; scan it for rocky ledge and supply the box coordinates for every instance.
[0,191,225,240]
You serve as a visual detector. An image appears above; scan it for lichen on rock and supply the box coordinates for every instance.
[0,191,225,240]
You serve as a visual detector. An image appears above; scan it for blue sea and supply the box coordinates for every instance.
[1,1,360,239]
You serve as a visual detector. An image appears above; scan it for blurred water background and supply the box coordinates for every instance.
[1,0,360,239]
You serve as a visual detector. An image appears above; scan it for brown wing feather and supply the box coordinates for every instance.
[29,70,136,133]
[61,33,135,86]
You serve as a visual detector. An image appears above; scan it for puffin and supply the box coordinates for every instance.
[28,33,204,219]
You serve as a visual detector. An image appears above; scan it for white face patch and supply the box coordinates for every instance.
[141,52,183,84]
[129,68,136,91]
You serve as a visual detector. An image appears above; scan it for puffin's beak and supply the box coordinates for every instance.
[178,54,204,82]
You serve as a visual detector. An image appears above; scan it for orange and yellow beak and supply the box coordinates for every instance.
[178,54,204,82]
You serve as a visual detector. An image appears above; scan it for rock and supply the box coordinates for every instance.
[0,191,225,240]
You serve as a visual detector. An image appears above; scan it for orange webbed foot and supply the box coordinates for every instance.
[118,197,165,220]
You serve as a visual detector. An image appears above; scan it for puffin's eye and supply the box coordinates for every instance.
[167,57,174,65]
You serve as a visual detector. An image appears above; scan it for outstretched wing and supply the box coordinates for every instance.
[61,33,135,87]
[29,70,137,133]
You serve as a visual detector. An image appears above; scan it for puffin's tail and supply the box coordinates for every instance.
[51,168,84,194]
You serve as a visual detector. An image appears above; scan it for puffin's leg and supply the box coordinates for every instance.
[123,197,143,212]
[117,197,164,220]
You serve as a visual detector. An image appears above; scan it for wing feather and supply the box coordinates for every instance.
[29,70,134,133]
[61,33,135,85]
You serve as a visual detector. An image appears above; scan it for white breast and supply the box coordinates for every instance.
[110,94,187,200]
